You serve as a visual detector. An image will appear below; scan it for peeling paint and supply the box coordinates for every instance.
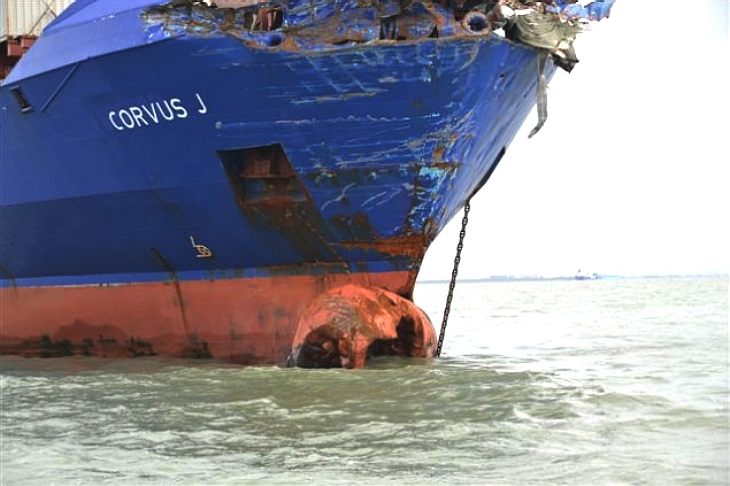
[289,284,435,369]
[144,1,493,53]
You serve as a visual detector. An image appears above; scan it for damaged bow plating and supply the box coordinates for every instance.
[151,0,614,136]
[496,0,615,136]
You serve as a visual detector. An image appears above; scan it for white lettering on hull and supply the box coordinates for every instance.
[107,93,207,131]
[195,93,208,114]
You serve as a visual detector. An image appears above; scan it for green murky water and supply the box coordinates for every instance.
[1,277,728,484]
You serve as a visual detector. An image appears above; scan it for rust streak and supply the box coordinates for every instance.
[150,247,192,337]
[0,263,17,289]
[340,233,427,260]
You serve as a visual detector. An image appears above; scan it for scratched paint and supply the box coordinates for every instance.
[0,15,544,365]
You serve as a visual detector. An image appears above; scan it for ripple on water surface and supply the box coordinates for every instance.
[1,277,728,484]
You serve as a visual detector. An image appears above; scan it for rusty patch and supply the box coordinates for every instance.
[180,337,213,359]
[430,145,458,171]
[340,233,427,260]
[433,145,446,163]
[150,247,193,337]
[289,284,435,369]
[6,332,157,358]
[220,145,347,267]
[54,320,128,343]
[143,0,495,55]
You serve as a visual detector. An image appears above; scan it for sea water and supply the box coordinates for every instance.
[1,277,727,484]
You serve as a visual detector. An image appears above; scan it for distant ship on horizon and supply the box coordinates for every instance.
[575,269,600,281]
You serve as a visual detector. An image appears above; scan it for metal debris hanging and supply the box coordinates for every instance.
[530,50,549,138]
[497,0,615,136]
[500,0,615,72]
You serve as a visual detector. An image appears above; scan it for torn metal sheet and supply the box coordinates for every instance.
[497,0,615,135]
[501,0,614,71]
[529,50,549,138]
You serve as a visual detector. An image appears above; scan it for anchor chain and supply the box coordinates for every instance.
[435,198,471,357]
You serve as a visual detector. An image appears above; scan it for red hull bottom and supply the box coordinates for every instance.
[0,271,432,365]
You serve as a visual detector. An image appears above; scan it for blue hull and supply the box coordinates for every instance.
[1,3,544,289]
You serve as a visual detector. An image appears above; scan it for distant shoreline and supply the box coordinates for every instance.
[417,274,728,284]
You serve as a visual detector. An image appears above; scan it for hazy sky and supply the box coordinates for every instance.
[419,0,729,280]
